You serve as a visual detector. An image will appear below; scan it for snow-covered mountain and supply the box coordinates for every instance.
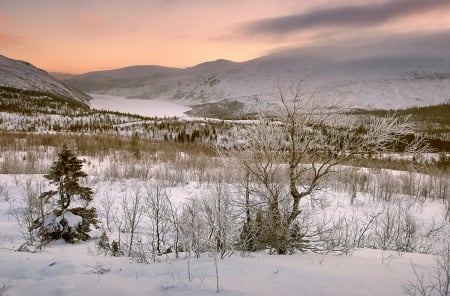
[63,46,450,115]
[0,55,91,105]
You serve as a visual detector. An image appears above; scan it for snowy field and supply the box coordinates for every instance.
[89,94,191,118]
[0,242,436,296]
[0,97,448,295]
[0,169,448,295]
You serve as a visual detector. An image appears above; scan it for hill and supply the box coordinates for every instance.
[62,46,450,117]
[0,55,91,106]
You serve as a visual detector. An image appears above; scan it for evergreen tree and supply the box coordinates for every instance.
[130,132,140,159]
[37,144,98,243]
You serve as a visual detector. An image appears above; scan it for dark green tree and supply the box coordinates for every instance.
[130,132,140,159]
[37,144,98,243]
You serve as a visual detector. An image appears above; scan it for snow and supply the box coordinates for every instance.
[0,170,448,295]
[0,245,436,296]
[89,94,191,118]
[69,52,450,111]
[46,211,83,228]
[0,55,89,104]
[2,46,449,296]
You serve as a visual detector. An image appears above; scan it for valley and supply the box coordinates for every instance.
[2,0,450,294]
[0,53,449,296]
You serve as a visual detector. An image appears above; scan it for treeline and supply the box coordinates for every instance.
[2,86,449,151]
[0,86,89,113]
[349,101,450,150]
[0,111,223,143]
[0,86,229,143]
[349,100,450,125]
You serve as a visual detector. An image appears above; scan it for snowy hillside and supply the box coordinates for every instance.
[62,47,450,115]
[0,55,91,105]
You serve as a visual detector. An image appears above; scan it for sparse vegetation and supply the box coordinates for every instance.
[403,244,450,296]
[0,83,449,295]
[0,281,10,296]
[349,101,450,149]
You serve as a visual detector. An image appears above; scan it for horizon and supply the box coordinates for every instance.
[2,0,450,74]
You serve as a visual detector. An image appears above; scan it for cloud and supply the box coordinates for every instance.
[357,29,450,58]
[0,11,23,45]
[264,29,450,62]
[242,0,450,37]
[76,12,104,30]
[0,31,23,45]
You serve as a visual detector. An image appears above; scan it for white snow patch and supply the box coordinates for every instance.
[58,211,83,228]
[89,94,191,118]
[0,245,438,296]
[43,211,83,231]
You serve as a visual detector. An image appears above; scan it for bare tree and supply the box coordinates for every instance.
[222,81,425,254]
[13,179,45,247]
[99,195,118,233]
[144,182,170,260]
[121,189,145,257]
[202,178,236,258]
[166,193,181,259]
[180,197,205,258]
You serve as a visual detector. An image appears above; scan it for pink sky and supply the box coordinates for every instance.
[1,0,449,73]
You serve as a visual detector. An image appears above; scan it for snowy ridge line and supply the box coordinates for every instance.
[62,51,450,113]
[0,55,91,105]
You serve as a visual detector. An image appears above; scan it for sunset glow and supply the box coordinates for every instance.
[1,0,450,73]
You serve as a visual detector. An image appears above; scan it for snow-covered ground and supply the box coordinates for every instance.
[89,94,191,118]
[0,168,448,296]
[0,243,436,296]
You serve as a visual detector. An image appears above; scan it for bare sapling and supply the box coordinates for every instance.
[166,193,181,259]
[144,182,170,261]
[121,188,145,257]
[403,243,450,296]
[13,179,46,250]
[99,194,118,233]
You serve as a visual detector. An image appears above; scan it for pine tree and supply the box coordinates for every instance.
[37,144,98,243]
[130,132,140,159]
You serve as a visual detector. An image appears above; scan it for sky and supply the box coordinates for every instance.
[1,0,450,73]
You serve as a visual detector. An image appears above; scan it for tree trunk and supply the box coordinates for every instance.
[269,197,286,254]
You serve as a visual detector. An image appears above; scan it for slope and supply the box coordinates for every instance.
[0,55,91,106]
[61,45,450,118]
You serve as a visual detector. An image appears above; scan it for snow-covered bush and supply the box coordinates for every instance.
[33,144,98,244]
[41,210,82,243]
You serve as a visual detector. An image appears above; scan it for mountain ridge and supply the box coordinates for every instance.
[61,46,450,116]
[0,55,92,105]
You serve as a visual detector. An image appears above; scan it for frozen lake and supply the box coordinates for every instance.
[89,94,190,118]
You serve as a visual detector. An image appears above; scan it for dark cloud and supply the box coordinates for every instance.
[264,29,450,62]
[359,30,450,58]
[243,0,450,37]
